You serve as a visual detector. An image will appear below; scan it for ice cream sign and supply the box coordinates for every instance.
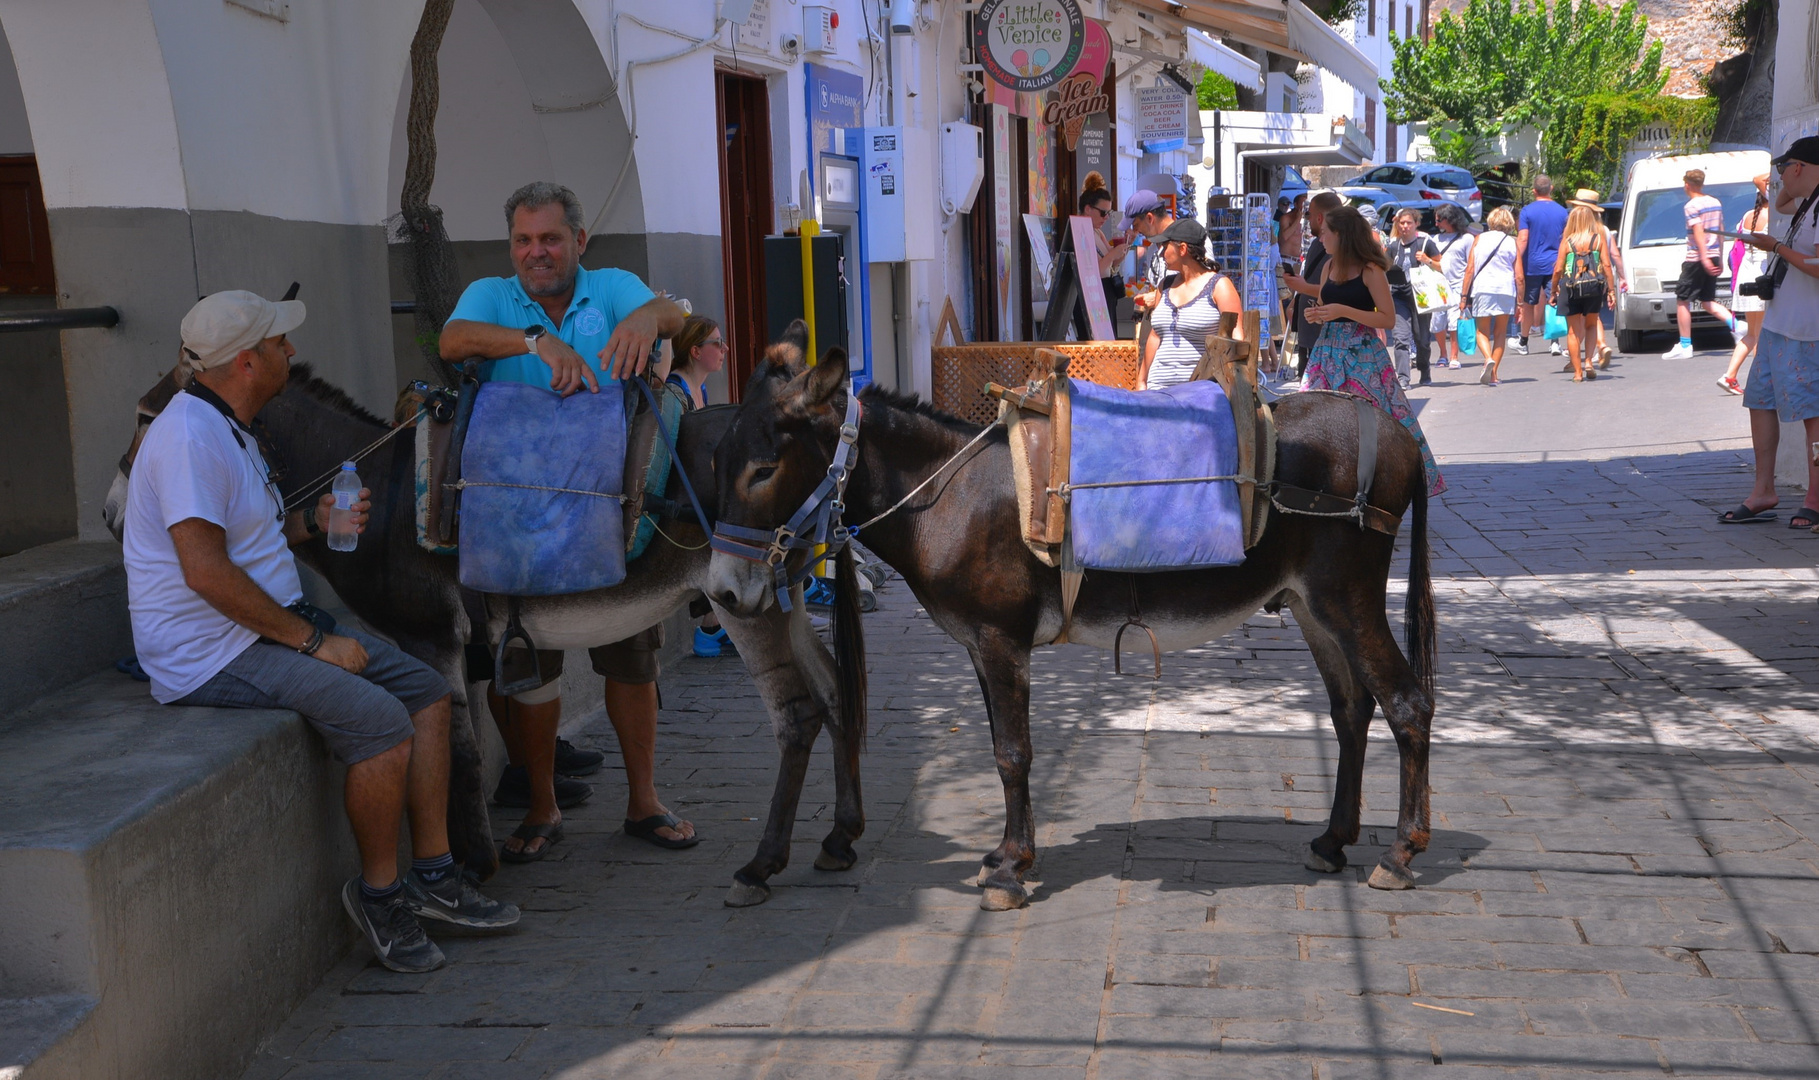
[975,0,1085,93]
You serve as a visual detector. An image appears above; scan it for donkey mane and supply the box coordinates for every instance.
[286,362,389,427]
[857,383,979,434]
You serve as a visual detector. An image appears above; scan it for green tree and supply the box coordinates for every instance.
[1197,70,1240,111]
[1383,0,1666,143]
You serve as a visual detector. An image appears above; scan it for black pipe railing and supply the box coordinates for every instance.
[392,300,416,315]
[0,306,119,334]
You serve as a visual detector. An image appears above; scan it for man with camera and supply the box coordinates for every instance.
[1720,137,1819,527]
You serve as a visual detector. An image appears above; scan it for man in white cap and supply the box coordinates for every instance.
[122,290,519,973]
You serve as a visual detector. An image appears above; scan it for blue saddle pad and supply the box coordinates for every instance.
[458,381,628,595]
[1067,379,1245,572]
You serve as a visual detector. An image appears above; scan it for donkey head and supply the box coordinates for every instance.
[707,336,851,617]
[102,367,189,541]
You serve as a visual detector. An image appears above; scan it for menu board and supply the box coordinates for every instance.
[1068,215,1116,341]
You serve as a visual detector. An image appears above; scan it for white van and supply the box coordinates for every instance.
[1614,149,1770,353]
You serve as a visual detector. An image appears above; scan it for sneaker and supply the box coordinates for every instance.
[555,738,603,777]
[341,878,446,973]
[402,869,521,930]
[1445,359,1462,369]
[693,626,734,657]
[1662,342,1696,360]
[1550,341,1564,356]
[1516,336,1530,354]
[1717,374,1744,396]
[492,764,592,809]
[1397,373,1411,389]
[802,578,837,609]
[1417,373,1433,386]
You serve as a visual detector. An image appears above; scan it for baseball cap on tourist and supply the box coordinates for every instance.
[1123,189,1169,219]
[180,290,306,373]
[1772,136,1819,168]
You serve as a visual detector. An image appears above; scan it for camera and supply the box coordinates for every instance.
[1740,275,1776,300]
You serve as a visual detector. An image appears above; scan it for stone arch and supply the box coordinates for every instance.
[384,0,646,378]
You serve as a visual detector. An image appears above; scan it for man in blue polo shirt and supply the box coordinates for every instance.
[1515,174,1569,356]
[440,181,697,862]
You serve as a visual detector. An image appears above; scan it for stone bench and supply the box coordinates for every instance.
[0,672,355,1080]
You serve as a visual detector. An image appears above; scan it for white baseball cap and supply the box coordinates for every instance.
[179,290,306,372]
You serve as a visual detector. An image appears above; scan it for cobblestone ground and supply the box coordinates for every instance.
[243,348,1819,1079]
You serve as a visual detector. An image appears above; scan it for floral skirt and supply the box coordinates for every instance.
[1303,320,1446,496]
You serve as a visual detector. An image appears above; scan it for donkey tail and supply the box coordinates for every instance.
[833,544,869,755]
[1404,481,1436,701]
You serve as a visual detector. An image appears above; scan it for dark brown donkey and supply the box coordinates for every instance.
[707,345,1436,911]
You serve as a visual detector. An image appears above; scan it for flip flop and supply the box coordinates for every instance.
[500,820,563,864]
[1790,508,1819,529]
[1719,504,1778,524]
[624,812,700,850]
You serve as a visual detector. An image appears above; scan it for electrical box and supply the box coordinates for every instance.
[842,127,906,263]
[901,127,936,261]
[804,6,837,53]
[939,122,984,215]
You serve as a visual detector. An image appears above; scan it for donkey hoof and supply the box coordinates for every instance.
[1305,849,1346,874]
[725,880,773,907]
[980,882,1028,911]
[1367,861,1417,891]
[814,846,858,872]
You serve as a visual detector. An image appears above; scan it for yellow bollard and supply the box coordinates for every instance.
[799,218,819,367]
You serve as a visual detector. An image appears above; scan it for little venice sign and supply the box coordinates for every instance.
[975,0,1085,93]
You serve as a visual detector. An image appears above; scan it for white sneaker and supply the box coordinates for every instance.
[1550,341,1564,356]
[1662,342,1695,360]
[1514,336,1529,354]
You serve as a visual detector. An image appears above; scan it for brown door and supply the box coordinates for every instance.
[0,156,54,295]
[717,70,773,402]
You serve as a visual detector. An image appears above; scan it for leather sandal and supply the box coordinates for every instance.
[624,812,700,850]
[500,820,563,864]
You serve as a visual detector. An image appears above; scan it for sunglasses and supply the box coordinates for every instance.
[701,337,726,349]
[1777,159,1803,175]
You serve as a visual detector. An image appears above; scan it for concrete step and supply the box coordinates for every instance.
[0,672,355,1080]
[0,541,131,717]
[0,996,94,1080]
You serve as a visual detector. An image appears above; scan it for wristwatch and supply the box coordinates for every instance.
[524,324,546,356]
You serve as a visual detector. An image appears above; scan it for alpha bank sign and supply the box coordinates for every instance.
[975,0,1085,93]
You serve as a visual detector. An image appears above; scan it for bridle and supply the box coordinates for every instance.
[710,388,862,613]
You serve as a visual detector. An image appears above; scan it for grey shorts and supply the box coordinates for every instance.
[500,623,665,690]
[176,627,446,764]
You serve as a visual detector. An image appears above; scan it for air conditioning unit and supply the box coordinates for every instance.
[940,122,984,215]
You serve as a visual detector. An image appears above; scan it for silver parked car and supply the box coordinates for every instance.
[1341,162,1482,220]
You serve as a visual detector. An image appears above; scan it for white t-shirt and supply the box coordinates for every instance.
[1436,232,1474,290]
[1468,232,1517,297]
[1764,209,1819,342]
[123,390,304,702]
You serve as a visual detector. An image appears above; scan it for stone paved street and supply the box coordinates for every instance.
[241,341,1819,1079]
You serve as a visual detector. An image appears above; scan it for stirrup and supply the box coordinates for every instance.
[492,596,543,697]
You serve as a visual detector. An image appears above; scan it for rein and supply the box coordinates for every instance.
[711,389,862,613]
[280,406,425,514]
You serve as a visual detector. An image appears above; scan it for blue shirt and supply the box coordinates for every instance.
[447,266,656,387]
[1517,199,1568,276]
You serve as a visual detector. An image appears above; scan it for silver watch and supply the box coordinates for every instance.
[524,324,546,355]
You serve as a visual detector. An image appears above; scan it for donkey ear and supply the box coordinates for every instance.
[804,348,849,407]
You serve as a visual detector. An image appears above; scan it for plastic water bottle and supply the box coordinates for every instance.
[327,462,360,552]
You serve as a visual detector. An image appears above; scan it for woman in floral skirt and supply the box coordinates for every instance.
[1290,204,1446,496]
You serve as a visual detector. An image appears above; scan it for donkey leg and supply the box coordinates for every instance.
[1297,615,1376,875]
[1308,601,1433,890]
[408,637,497,881]
[719,605,837,907]
[782,603,865,872]
[968,631,1036,911]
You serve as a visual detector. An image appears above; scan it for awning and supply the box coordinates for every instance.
[1285,0,1378,94]
[1238,143,1370,167]
[1185,27,1263,92]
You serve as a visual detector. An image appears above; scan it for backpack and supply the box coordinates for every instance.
[1562,241,1604,301]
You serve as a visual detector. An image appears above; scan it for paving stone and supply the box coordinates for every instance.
[237,364,1819,1076]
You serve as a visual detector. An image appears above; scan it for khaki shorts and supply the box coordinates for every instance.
[495,623,664,689]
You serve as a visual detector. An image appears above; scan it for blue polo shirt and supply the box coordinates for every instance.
[447,266,656,387]
[1517,198,1569,276]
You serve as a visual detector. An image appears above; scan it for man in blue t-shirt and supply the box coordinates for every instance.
[1515,175,1569,356]
[441,181,697,860]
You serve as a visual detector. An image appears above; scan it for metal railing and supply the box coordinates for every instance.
[0,306,119,334]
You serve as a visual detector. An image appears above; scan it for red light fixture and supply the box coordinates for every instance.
[829,10,839,26]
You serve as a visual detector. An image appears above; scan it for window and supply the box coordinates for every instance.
[1405,4,1412,37]
[1365,97,1377,149]
[1367,0,1376,34]
[1420,167,1474,190]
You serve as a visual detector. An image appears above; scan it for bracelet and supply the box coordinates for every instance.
[302,505,323,537]
[298,624,324,656]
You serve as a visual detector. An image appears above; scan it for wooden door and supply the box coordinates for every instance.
[0,156,54,295]
[716,70,773,401]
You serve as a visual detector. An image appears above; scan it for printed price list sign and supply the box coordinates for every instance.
[1241,193,1274,338]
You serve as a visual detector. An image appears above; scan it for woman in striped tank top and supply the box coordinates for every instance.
[1139,218,1243,389]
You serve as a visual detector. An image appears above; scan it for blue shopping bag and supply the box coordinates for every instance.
[1455,315,1477,355]
[1543,304,1569,340]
